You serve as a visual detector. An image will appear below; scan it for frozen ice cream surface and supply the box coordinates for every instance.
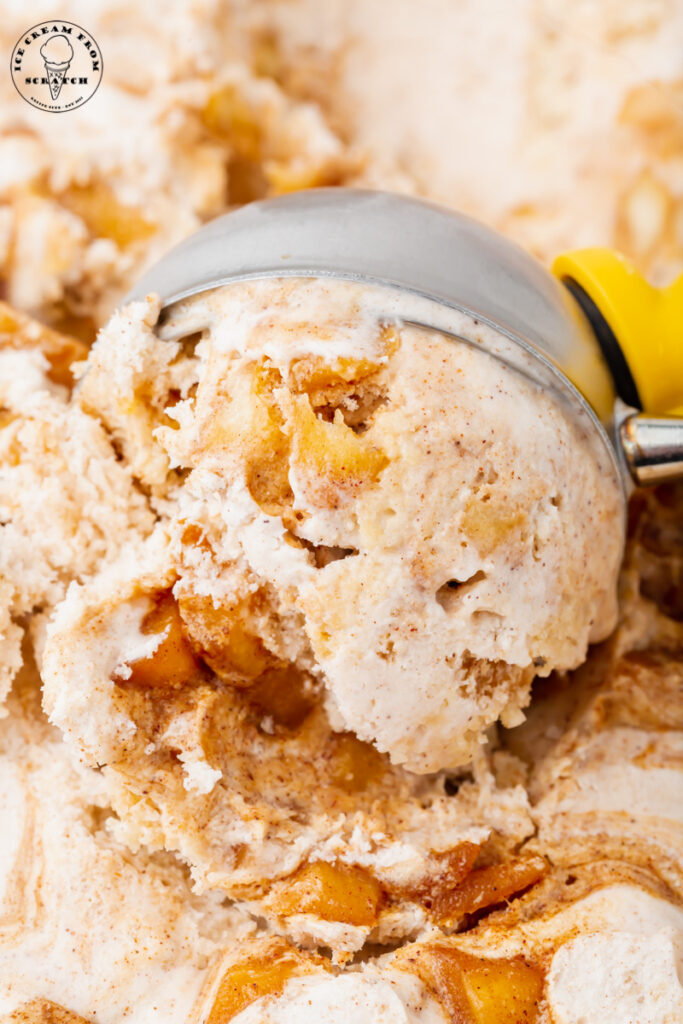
[0,1,680,1017]
[0,304,153,709]
[197,873,683,1024]
[41,532,539,953]
[526,643,683,901]
[229,968,447,1024]
[0,658,254,1024]
[0,2,361,328]
[75,278,623,772]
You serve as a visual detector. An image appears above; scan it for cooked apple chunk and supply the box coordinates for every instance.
[287,393,389,505]
[0,301,87,388]
[123,591,203,690]
[432,857,547,925]
[397,945,543,1024]
[268,861,383,926]
[207,938,329,1023]
[8,1000,94,1024]
[59,182,156,249]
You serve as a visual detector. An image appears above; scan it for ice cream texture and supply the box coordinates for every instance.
[204,877,683,1024]
[0,0,682,1018]
[67,278,623,773]
[35,275,625,952]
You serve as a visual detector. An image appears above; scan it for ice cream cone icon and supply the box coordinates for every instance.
[40,36,74,101]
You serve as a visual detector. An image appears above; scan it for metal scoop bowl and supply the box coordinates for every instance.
[128,189,683,496]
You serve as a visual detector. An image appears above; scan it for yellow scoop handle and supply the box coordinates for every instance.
[553,248,683,417]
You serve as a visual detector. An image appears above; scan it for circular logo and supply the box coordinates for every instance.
[11,21,102,112]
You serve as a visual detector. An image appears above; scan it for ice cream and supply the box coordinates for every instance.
[226,969,447,1024]
[0,2,360,327]
[40,36,74,101]
[36,273,626,950]
[0,304,153,709]
[199,875,683,1024]
[69,279,623,773]
[0,0,681,1017]
[238,0,683,284]
[528,643,683,900]
[40,525,539,954]
[1,1,680,330]
[0,656,254,1023]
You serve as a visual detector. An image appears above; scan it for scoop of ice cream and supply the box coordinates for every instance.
[77,280,623,772]
[40,534,536,953]
[39,35,73,68]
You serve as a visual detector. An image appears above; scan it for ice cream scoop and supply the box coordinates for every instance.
[129,189,683,494]
[106,189,682,771]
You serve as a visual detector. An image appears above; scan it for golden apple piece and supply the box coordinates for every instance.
[288,328,397,412]
[461,956,544,1024]
[48,311,98,347]
[60,182,156,249]
[395,841,481,909]
[124,591,203,690]
[0,301,87,388]
[619,80,683,159]
[200,84,267,202]
[328,732,387,792]
[245,663,317,729]
[177,591,316,727]
[207,366,294,515]
[201,85,263,159]
[178,591,273,683]
[460,497,527,558]
[288,393,388,498]
[265,159,344,195]
[397,945,543,1024]
[269,861,382,926]
[207,939,328,1023]
[8,999,94,1024]
[289,352,385,395]
[433,856,547,925]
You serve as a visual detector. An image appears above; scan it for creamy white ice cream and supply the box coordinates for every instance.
[231,971,447,1024]
[549,930,683,1024]
[0,671,254,1024]
[0,324,153,710]
[0,2,681,1018]
[75,278,623,772]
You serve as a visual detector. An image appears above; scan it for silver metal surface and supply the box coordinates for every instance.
[128,190,624,483]
[131,189,615,407]
[126,189,682,495]
[619,410,683,485]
